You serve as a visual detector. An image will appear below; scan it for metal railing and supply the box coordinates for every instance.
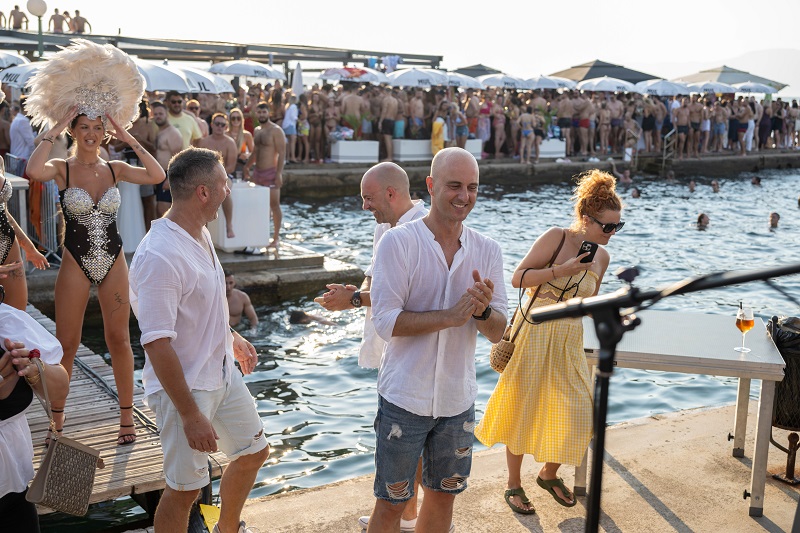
[661,129,677,172]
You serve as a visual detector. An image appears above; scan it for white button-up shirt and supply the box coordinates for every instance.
[9,114,35,161]
[371,218,507,418]
[129,218,234,397]
[359,199,427,369]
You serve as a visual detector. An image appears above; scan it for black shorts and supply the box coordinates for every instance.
[380,119,395,136]
[155,180,172,203]
[557,118,572,129]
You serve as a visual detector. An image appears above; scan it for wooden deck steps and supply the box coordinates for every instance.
[25,306,230,512]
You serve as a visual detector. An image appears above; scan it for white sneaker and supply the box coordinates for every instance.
[213,521,258,533]
[358,515,454,532]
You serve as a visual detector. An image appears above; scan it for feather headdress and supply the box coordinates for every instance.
[25,39,145,131]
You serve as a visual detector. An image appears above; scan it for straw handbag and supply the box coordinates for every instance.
[26,359,105,516]
[489,232,565,373]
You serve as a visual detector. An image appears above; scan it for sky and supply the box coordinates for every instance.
[14,0,800,93]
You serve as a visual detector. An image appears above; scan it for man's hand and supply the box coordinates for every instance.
[232,331,258,375]
[181,410,219,452]
[446,293,478,328]
[467,270,494,317]
[314,283,358,311]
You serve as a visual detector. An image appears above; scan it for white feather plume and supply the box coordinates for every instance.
[26,39,145,131]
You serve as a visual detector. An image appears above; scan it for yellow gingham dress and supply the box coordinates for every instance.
[475,270,598,466]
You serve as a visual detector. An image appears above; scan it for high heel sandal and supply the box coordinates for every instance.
[45,408,65,448]
[117,405,137,446]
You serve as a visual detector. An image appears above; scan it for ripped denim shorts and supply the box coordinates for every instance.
[372,396,475,502]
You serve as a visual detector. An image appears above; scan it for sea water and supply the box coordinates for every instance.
[63,169,799,530]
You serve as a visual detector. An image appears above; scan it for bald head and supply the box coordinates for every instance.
[430,147,479,183]
[361,162,414,226]
[427,147,479,224]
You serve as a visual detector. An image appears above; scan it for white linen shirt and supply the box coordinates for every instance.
[129,218,234,397]
[0,304,64,498]
[371,218,507,418]
[358,199,427,369]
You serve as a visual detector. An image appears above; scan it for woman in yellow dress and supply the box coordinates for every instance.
[474,169,623,514]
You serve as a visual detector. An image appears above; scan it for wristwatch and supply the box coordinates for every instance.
[473,306,492,321]
[350,290,362,308]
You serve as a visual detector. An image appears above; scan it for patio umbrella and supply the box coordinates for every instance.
[179,67,234,94]
[526,75,562,90]
[0,51,29,68]
[387,68,448,87]
[134,59,198,93]
[675,65,786,91]
[634,79,689,96]
[209,59,286,81]
[1,62,41,89]
[476,73,527,90]
[577,76,635,93]
[733,81,777,94]
[320,66,385,84]
[291,63,304,96]
[550,60,657,84]
[687,81,737,94]
[446,72,484,89]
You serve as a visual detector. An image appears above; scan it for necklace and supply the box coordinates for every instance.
[74,156,101,178]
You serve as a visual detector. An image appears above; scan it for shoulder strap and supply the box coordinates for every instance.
[108,162,117,184]
[508,229,567,342]
[65,160,70,188]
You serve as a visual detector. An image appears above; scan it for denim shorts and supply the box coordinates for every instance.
[373,396,475,502]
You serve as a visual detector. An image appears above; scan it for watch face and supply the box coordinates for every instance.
[351,292,362,308]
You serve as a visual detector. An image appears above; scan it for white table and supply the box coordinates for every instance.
[577,310,785,517]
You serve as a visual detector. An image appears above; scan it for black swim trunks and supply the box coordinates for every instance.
[380,119,395,136]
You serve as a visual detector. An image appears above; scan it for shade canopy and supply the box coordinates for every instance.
[634,79,690,97]
[674,65,786,91]
[452,63,502,78]
[209,59,286,81]
[387,68,448,88]
[179,67,234,94]
[527,74,576,90]
[1,62,41,88]
[550,60,657,84]
[135,59,198,93]
[687,81,738,94]
[477,73,529,90]
[446,72,484,89]
[577,76,635,93]
[0,51,29,68]
[733,81,777,94]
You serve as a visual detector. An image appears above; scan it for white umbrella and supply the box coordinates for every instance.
[446,72,484,89]
[387,68,448,87]
[733,81,777,94]
[209,59,286,81]
[320,66,382,84]
[134,59,198,93]
[0,52,29,68]
[687,81,737,94]
[179,67,234,94]
[526,75,564,90]
[634,79,689,96]
[550,76,577,89]
[477,73,528,90]
[291,63,304,96]
[0,62,41,89]
[577,76,635,93]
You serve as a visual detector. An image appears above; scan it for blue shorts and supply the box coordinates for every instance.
[283,124,297,136]
[373,396,474,502]
[714,122,726,135]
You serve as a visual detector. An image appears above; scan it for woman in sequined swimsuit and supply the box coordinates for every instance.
[27,111,165,445]
[0,159,49,310]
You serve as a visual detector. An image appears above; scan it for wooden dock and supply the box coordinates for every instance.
[25,306,230,515]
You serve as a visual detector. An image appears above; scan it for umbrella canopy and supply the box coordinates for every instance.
[577,76,635,93]
[687,81,737,94]
[0,51,29,68]
[674,65,786,91]
[453,63,502,78]
[209,59,286,81]
[179,67,234,94]
[527,74,575,90]
[320,66,387,84]
[446,72,483,89]
[134,59,198,93]
[477,73,528,90]
[1,62,41,89]
[550,59,657,84]
[733,81,777,94]
[291,63,304,96]
[387,68,448,88]
[634,79,689,97]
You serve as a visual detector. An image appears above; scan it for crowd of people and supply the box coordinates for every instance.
[0,4,91,33]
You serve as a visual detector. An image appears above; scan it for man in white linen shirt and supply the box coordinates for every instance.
[129,148,269,533]
[366,147,507,533]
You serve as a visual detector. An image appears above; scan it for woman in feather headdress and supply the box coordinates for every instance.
[26,40,165,446]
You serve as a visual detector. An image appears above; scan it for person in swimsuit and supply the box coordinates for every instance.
[26,111,165,446]
[308,92,323,162]
[228,108,254,177]
[492,95,507,159]
[0,158,49,310]
[518,105,535,165]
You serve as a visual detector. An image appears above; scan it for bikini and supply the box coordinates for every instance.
[59,163,123,284]
[0,177,16,265]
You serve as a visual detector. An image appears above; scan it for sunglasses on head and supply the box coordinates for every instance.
[589,215,624,233]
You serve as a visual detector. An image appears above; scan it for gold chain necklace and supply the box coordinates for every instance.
[74,156,101,178]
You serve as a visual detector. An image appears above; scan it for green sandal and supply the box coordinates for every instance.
[504,487,536,515]
[536,476,577,507]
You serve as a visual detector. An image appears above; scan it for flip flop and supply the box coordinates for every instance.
[536,476,577,507]
[504,487,536,514]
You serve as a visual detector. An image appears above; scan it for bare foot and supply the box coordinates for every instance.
[227,227,235,238]
[268,239,279,249]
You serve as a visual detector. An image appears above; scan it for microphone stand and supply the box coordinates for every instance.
[525,262,800,533]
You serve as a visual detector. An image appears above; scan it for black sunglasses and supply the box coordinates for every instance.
[213,122,227,127]
[589,215,624,233]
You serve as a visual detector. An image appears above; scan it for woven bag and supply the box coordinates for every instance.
[26,359,104,516]
[489,231,565,373]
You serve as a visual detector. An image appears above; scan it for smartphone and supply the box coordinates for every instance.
[578,241,598,263]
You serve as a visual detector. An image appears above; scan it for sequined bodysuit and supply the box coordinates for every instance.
[0,177,16,265]
[59,163,123,284]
